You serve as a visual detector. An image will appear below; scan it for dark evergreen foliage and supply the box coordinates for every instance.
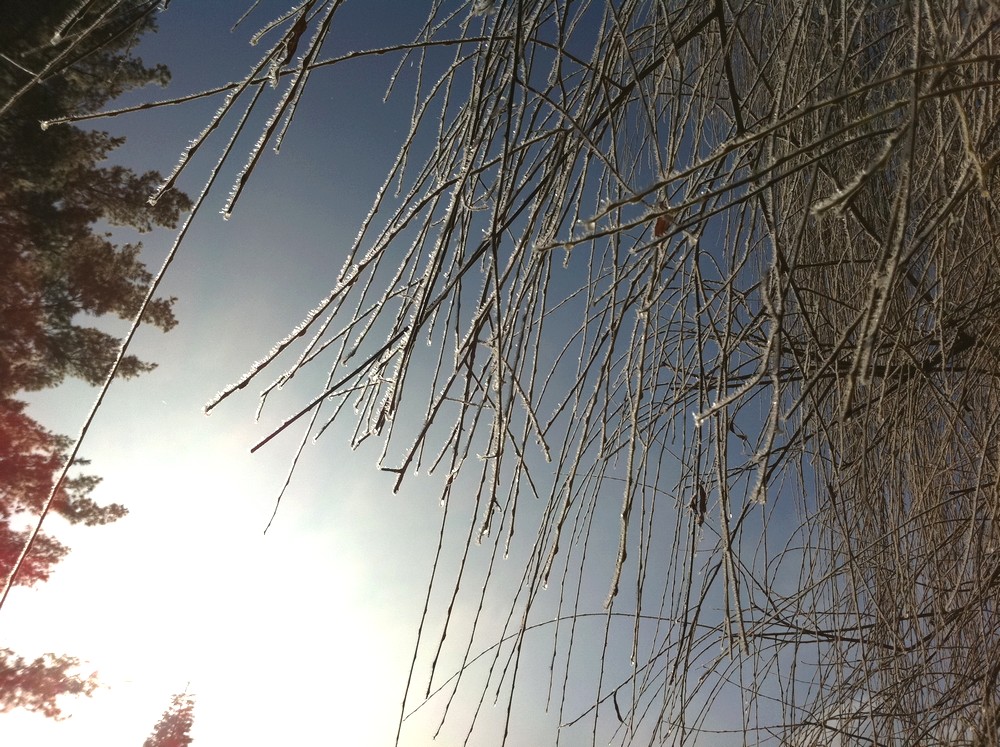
[0,0,191,396]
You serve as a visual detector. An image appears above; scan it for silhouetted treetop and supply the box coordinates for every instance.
[0,0,191,396]
[143,691,196,747]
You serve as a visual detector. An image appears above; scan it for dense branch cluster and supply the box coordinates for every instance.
[69,1,1000,744]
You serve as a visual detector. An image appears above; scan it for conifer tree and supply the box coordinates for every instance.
[0,0,189,718]
[1,0,190,397]
[142,692,196,747]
